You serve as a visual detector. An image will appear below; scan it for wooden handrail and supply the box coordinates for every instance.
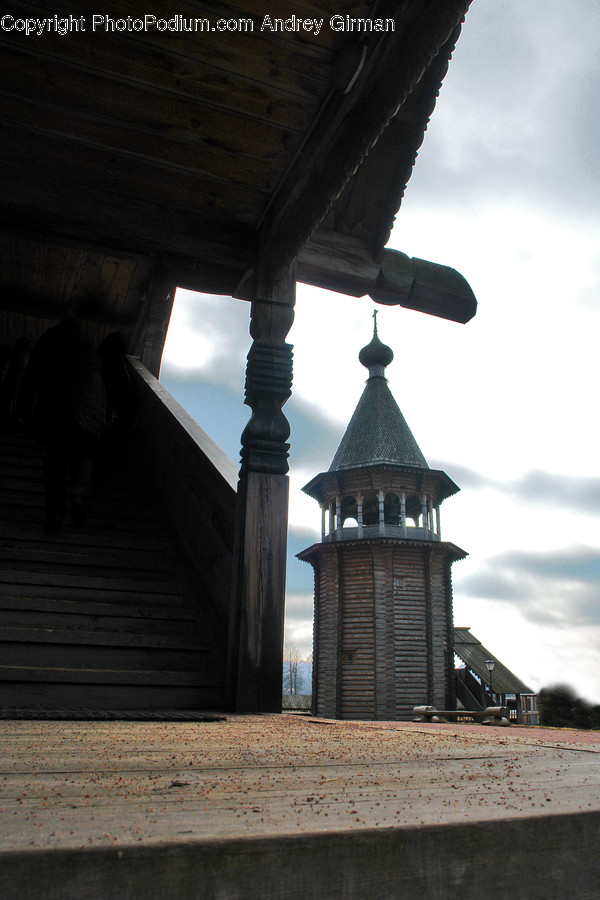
[127,357,237,630]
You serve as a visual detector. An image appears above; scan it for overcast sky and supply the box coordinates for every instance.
[161,0,600,703]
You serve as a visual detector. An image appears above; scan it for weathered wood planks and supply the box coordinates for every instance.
[306,539,459,720]
[0,419,228,711]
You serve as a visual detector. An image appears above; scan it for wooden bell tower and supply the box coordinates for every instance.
[298,317,467,720]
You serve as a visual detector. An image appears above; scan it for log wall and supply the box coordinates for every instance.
[339,547,376,720]
[310,540,456,720]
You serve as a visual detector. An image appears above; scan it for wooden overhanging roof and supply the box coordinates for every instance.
[302,463,460,507]
[454,627,533,695]
[0,0,474,373]
[298,536,467,564]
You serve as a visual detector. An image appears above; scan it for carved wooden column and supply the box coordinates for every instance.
[421,495,428,529]
[228,266,295,713]
[400,492,407,537]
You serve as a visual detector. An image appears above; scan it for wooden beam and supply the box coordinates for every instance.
[0,191,255,296]
[297,228,477,323]
[371,249,477,324]
[297,229,381,298]
[129,270,177,377]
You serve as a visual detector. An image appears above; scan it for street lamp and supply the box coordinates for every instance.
[485,659,496,700]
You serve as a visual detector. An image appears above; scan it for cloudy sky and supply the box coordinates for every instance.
[161,0,600,702]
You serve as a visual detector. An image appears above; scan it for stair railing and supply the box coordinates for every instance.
[126,357,237,635]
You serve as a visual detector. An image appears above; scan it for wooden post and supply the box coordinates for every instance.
[228,266,295,713]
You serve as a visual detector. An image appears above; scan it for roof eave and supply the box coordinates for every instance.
[298,537,467,563]
[302,463,460,504]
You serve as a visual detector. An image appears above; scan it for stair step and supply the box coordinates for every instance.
[0,596,190,620]
[0,665,220,687]
[0,502,167,538]
[0,682,224,710]
[0,544,179,576]
[1,463,43,481]
[0,421,227,711]
[0,624,208,650]
[0,640,213,671]
[0,607,196,636]
[0,578,186,606]
[0,474,145,503]
[0,524,169,553]
[0,434,45,458]
[0,561,181,587]
[0,487,161,518]
[0,569,187,598]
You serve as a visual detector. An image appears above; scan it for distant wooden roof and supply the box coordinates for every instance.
[454,627,533,695]
[0,0,473,373]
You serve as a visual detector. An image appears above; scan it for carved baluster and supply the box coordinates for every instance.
[240,294,294,476]
[228,266,295,713]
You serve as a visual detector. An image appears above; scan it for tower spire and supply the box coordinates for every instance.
[329,317,427,472]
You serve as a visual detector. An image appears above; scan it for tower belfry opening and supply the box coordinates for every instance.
[298,321,467,720]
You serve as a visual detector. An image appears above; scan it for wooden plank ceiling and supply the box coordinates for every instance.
[0,0,471,365]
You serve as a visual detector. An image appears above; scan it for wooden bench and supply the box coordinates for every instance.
[413,706,510,726]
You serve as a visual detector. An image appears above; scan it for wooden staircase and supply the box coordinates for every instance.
[0,423,227,713]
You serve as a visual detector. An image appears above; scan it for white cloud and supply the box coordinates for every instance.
[162,290,250,391]
[283,591,314,659]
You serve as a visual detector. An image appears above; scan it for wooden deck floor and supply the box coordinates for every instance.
[1,715,600,898]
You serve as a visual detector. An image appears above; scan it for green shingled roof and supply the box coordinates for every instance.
[329,375,428,472]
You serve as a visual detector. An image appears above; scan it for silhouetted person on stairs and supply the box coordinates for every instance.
[98,331,135,434]
[20,309,107,534]
[0,336,32,420]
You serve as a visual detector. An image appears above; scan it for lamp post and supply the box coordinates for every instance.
[485,658,496,702]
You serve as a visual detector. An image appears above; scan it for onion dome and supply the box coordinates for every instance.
[358,312,394,377]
